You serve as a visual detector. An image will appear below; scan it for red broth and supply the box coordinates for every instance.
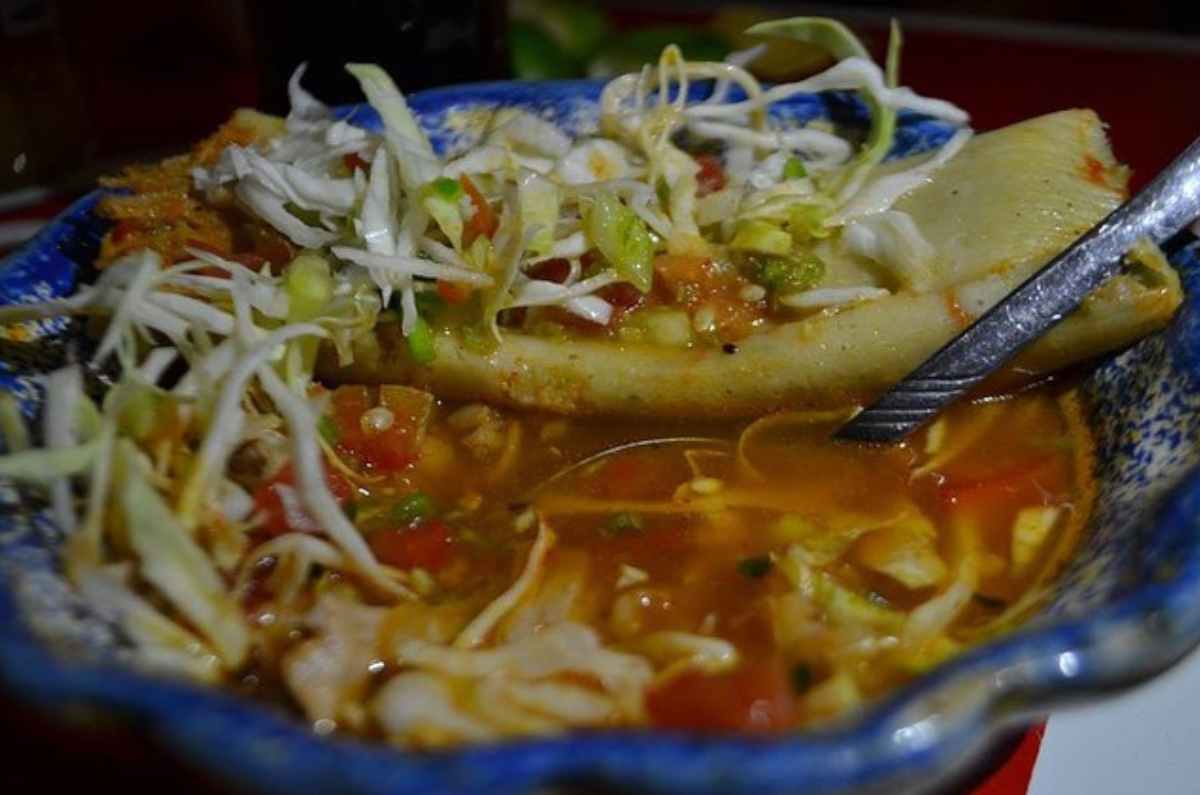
[240,385,1092,739]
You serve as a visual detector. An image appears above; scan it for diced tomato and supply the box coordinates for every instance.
[460,175,498,244]
[230,252,269,271]
[695,154,726,196]
[343,152,369,173]
[596,281,644,325]
[241,223,295,270]
[370,519,454,571]
[526,258,572,284]
[253,464,355,536]
[597,282,643,311]
[654,254,712,287]
[329,386,421,473]
[111,220,136,244]
[645,658,797,734]
[653,254,763,340]
[437,279,474,304]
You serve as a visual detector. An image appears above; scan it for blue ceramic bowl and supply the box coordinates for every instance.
[2,80,1200,795]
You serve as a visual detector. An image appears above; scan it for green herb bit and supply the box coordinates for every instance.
[317,414,339,445]
[750,255,825,293]
[737,555,773,579]
[283,202,322,227]
[406,316,436,365]
[782,156,808,180]
[429,176,464,202]
[392,491,436,526]
[343,501,359,522]
[601,511,644,536]
[790,663,814,693]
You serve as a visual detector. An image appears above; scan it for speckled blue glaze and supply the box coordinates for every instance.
[1,80,1199,795]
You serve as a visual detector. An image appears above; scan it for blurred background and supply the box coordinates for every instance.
[2,0,1199,211]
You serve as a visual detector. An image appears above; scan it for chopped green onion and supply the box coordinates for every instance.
[737,555,773,579]
[284,252,334,321]
[788,204,833,241]
[601,511,644,536]
[730,219,793,256]
[748,255,825,293]
[783,157,808,181]
[584,191,655,292]
[430,176,464,202]
[317,414,338,445]
[790,663,814,693]
[283,202,322,227]
[391,491,436,526]
[406,316,436,365]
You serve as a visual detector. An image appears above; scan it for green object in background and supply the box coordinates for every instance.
[510,20,579,80]
[528,0,610,59]
[509,1,730,79]
[588,27,729,77]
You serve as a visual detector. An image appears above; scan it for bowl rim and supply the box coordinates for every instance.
[2,79,1200,795]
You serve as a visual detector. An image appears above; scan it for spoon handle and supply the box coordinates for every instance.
[837,134,1200,444]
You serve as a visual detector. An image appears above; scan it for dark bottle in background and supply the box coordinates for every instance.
[247,0,509,115]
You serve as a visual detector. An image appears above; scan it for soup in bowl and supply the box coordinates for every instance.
[1,16,1198,795]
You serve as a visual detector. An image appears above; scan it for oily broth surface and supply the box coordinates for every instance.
[246,385,1094,732]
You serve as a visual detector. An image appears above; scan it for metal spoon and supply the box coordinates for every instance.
[837,135,1200,444]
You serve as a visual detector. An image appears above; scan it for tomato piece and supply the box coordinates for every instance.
[437,279,473,304]
[645,658,797,734]
[253,464,354,536]
[343,152,369,173]
[653,254,764,341]
[695,154,726,196]
[370,519,454,571]
[329,386,420,473]
[597,282,643,311]
[230,252,269,271]
[241,223,295,270]
[111,220,136,244]
[527,258,572,284]
[460,175,498,244]
[654,254,712,287]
